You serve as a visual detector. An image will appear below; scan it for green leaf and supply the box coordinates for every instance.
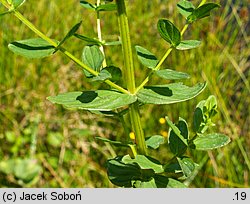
[8,38,57,59]
[177,157,196,178]
[80,1,116,11]
[57,21,82,48]
[80,1,96,11]
[145,135,165,149]
[11,0,25,8]
[135,45,158,69]
[123,155,164,174]
[191,133,231,150]
[157,19,181,47]
[95,136,131,147]
[166,117,188,156]
[193,95,218,133]
[47,90,137,111]
[96,4,117,12]
[91,66,122,82]
[132,178,157,188]
[187,3,220,23]
[74,34,103,46]
[91,69,111,82]
[154,175,187,188]
[155,69,190,80]
[176,40,201,50]
[106,156,144,187]
[164,161,182,174]
[137,82,206,105]
[193,107,203,132]
[168,117,189,141]
[177,0,195,19]
[204,95,218,114]
[133,176,187,188]
[82,45,104,77]
[104,66,122,82]
[107,155,184,188]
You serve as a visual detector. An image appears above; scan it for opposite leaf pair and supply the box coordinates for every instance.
[105,95,230,188]
[177,0,220,23]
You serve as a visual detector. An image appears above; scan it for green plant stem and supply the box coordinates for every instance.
[199,0,207,7]
[136,0,207,93]
[130,102,147,154]
[96,0,107,68]
[116,0,147,155]
[136,48,173,92]
[180,24,189,36]
[115,114,138,158]
[129,145,137,158]
[0,0,129,95]
[118,113,130,138]
[116,0,135,93]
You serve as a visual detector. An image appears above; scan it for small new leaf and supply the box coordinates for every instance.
[104,66,122,82]
[80,1,96,11]
[135,45,159,69]
[176,40,201,50]
[7,0,26,9]
[82,45,104,77]
[146,135,165,149]
[57,21,82,49]
[92,66,122,82]
[187,3,220,23]
[157,19,181,47]
[177,0,195,19]
[91,69,111,82]
[193,95,218,133]
[177,157,196,178]
[74,34,103,46]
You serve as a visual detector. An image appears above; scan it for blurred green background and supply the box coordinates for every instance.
[0,0,249,187]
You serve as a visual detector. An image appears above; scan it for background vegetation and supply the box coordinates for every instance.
[0,0,249,187]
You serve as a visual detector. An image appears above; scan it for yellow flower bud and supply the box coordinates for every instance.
[159,117,166,124]
[129,132,135,140]
[161,131,168,137]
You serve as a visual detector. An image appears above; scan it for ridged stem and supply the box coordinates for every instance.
[116,0,147,155]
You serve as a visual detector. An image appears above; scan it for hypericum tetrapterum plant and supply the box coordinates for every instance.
[0,0,230,188]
